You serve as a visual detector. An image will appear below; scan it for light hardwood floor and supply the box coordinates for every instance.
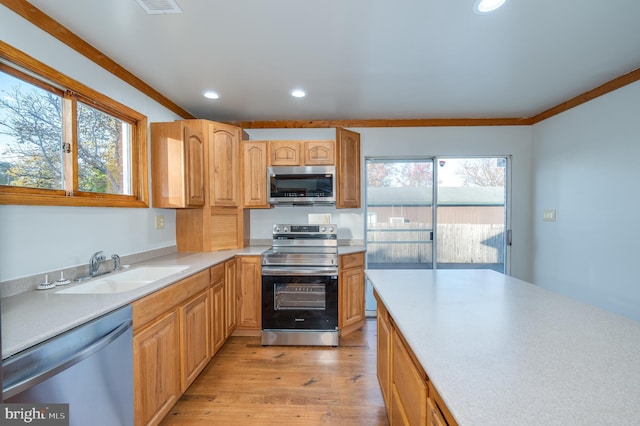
[160,318,389,425]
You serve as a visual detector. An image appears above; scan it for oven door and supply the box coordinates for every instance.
[262,268,338,331]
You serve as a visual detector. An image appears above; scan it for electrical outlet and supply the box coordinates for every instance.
[542,210,557,222]
[155,215,165,229]
[308,213,331,224]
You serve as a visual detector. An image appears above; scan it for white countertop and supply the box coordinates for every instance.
[1,248,265,359]
[366,269,640,425]
[2,245,365,359]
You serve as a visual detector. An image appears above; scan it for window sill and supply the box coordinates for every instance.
[0,191,149,208]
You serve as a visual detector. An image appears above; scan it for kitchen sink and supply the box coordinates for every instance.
[56,265,190,294]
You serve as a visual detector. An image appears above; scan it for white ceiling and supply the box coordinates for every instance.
[24,0,640,123]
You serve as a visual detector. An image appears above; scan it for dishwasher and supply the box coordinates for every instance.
[2,305,134,426]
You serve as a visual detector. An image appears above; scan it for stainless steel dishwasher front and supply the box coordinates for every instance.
[2,305,134,426]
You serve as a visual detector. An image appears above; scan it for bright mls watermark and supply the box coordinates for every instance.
[1,404,68,425]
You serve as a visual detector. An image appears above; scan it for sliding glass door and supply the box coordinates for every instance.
[364,157,509,311]
[436,157,508,273]
[366,159,435,270]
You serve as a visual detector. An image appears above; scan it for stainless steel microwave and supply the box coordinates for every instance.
[267,165,336,205]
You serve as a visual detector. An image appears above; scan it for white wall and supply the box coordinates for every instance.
[246,126,534,282]
[0,7,181,281]
[532,81,640,321]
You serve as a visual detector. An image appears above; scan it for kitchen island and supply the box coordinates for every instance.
[367,269,640,425]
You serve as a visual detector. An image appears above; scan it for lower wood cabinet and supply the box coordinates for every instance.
[133,310,180,426]
[132,269,210,426]
[427,381,457,426]
[339,252,365,336]
[375,290,458,426]
[391,329,427,425]
[224,258,237,337]
[210,263,225,355]
[427,397,447,426]
[235,255,262,332]
[376,296,392,410]
[179,290,210,392]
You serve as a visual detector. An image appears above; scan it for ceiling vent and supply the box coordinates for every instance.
[135,0,182,15]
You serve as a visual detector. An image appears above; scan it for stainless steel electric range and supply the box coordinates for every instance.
[261,224,339,346]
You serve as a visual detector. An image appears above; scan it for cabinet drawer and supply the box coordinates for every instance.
[340,252,364,270]
[210,262,225,284]
[133,269,210,331]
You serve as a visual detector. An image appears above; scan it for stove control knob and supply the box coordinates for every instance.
[273,225,280,233]
[283,226,288,233]
[328,226,335,233]
[320,226,326,232]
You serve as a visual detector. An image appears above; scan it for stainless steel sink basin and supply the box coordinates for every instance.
[56,265,190,294]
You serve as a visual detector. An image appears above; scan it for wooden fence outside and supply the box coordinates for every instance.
[367,222,505,264]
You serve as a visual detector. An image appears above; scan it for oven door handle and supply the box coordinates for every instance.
[262,267,338,277]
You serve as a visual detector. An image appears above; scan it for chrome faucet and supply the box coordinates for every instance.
[89,251,107,277]
[111,254,122,271]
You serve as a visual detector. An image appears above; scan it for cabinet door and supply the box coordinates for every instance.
[303,140,335,165]
[340,266,365,329]
[339,253,365,332]
[336,128,361,208]
[211,282,225,355]
[428,381,458,426]
[179,290,210,392]
[427,398,447,426]
[133,310,180,426]
[184,124,205,207]
[376,298,392,411]
[210,263,225,355]
[242,141,269,208]
[210,123,241,207]
[270,140,301,166]
[391,329,428,426]
[225,258,238,337]
[151,121,204,208]
[236,256,262,330]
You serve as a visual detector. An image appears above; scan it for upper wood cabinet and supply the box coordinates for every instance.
[209,122,241,207]
[304,140,335,165]
[270,140,301,166]
[336,128,361,208]
[242,141,270,208]
[269,140,335,166]
[151,121,205,208]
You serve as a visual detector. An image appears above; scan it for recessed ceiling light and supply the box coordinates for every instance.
[290,89,307,98]
[473,0,509,14]
[202,91,220,100]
